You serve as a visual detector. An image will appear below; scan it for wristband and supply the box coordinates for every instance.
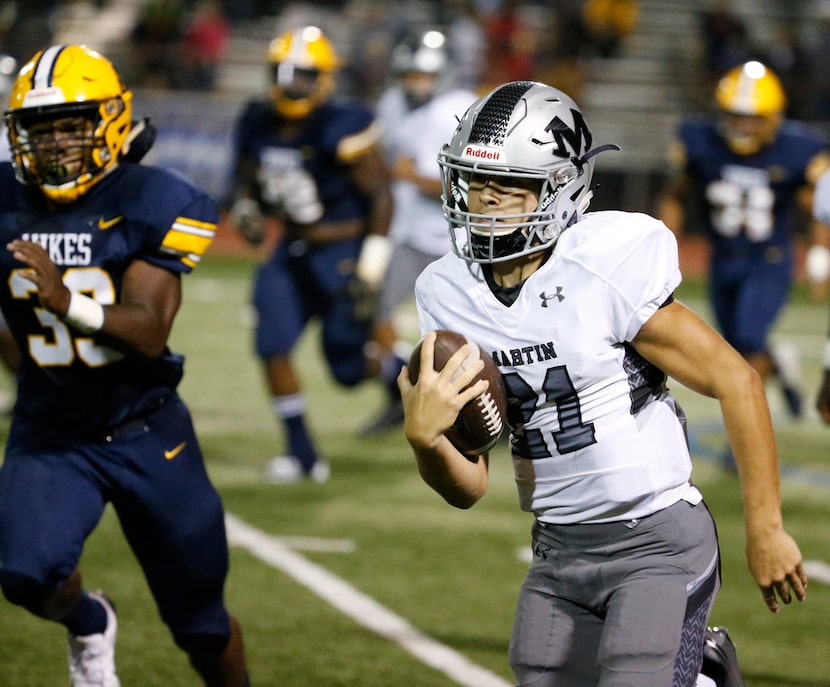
[356,234,393,286]
[63,292,105,334]
[824,339,830,370]
[806,244,830,283]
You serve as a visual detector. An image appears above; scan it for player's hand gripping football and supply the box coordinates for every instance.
[7,239,71,316]
[398,331,488,453]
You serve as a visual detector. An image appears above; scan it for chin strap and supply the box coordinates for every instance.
[576,189,593,215]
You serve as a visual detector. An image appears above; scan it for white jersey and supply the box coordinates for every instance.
[414,210,703,524]
[376,86,477,256]
[814,168,830,223]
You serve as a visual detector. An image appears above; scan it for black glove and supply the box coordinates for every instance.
[229,198,265,246]
[347,276,380,322]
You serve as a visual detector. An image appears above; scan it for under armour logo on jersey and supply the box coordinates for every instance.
[539,288,565,307]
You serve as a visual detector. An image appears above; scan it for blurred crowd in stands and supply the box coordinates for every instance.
[3,1,830,131]
[0,0,642,101]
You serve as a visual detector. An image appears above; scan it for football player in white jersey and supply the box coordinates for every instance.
[361,29,477,434]
[398,81,806,687]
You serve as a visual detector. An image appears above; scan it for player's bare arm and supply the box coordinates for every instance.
[632,299,807,612]
[347,147,394,237]
[106,258,182,357]
[7,238,181,358]
[398,331,490,508]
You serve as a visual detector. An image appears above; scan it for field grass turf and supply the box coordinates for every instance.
[0,252,828,686]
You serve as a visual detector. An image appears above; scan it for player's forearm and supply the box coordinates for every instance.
[718,377,785,532]
[367,185,394,238]
[96,302,174,358]
[411,437,488,509]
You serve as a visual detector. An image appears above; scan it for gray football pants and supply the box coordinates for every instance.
[510,499,720,687]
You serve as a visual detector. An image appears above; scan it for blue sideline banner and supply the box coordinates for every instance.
[133,91,241,205]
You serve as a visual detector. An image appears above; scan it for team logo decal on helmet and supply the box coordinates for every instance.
[4,44,132,204]
[438,80,618,263]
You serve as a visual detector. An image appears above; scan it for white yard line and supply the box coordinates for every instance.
[225,513,512,687]
[271,535,356,553]
[804,560,830,585]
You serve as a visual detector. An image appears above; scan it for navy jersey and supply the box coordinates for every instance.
[231,98,376,223]
[677,116,828,258]
[0,162,216,437]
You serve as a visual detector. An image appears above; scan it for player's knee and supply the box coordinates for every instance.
[0,568,49,610]
[330,358,365,386]
[174,629,230,656]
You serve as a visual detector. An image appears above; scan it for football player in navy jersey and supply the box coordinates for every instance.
[658,61,830,443]
[0,45,249,686]
[399,81,805,687]
[227,26,395,482]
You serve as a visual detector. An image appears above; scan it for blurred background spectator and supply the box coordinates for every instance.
[806,1,830,120]
[581,0,639,59]
[181,0,231,90]
[698,1,757,86]
[130,0,187,89]
[438,0,486,92]
[765,22,810,119]
[0,0,57,64]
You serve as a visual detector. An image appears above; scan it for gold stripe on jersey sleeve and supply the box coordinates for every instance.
[160,217,216,262]
[337,120,383,162]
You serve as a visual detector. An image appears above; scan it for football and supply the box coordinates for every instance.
[408,330,508,458]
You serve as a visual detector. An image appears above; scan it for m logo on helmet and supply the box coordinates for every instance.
[544,109,592,159]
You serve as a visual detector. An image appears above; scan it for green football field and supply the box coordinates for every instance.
[0,253,828,686]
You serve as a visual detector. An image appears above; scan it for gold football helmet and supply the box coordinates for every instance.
[715,60,786,155]
[267,26,340,119]
[4,44,132,204]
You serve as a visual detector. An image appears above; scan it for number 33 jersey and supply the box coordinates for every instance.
[674,116,828,257]
[0,161,216,437]
[415,210,703,524]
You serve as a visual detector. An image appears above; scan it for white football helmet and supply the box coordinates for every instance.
[438,81,618,263]
[390,29,448,108]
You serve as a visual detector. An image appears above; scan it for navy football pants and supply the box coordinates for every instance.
[0,395,232,648]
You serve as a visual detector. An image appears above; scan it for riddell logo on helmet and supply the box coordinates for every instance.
[22,87,65,107]
[463,145,502,161]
